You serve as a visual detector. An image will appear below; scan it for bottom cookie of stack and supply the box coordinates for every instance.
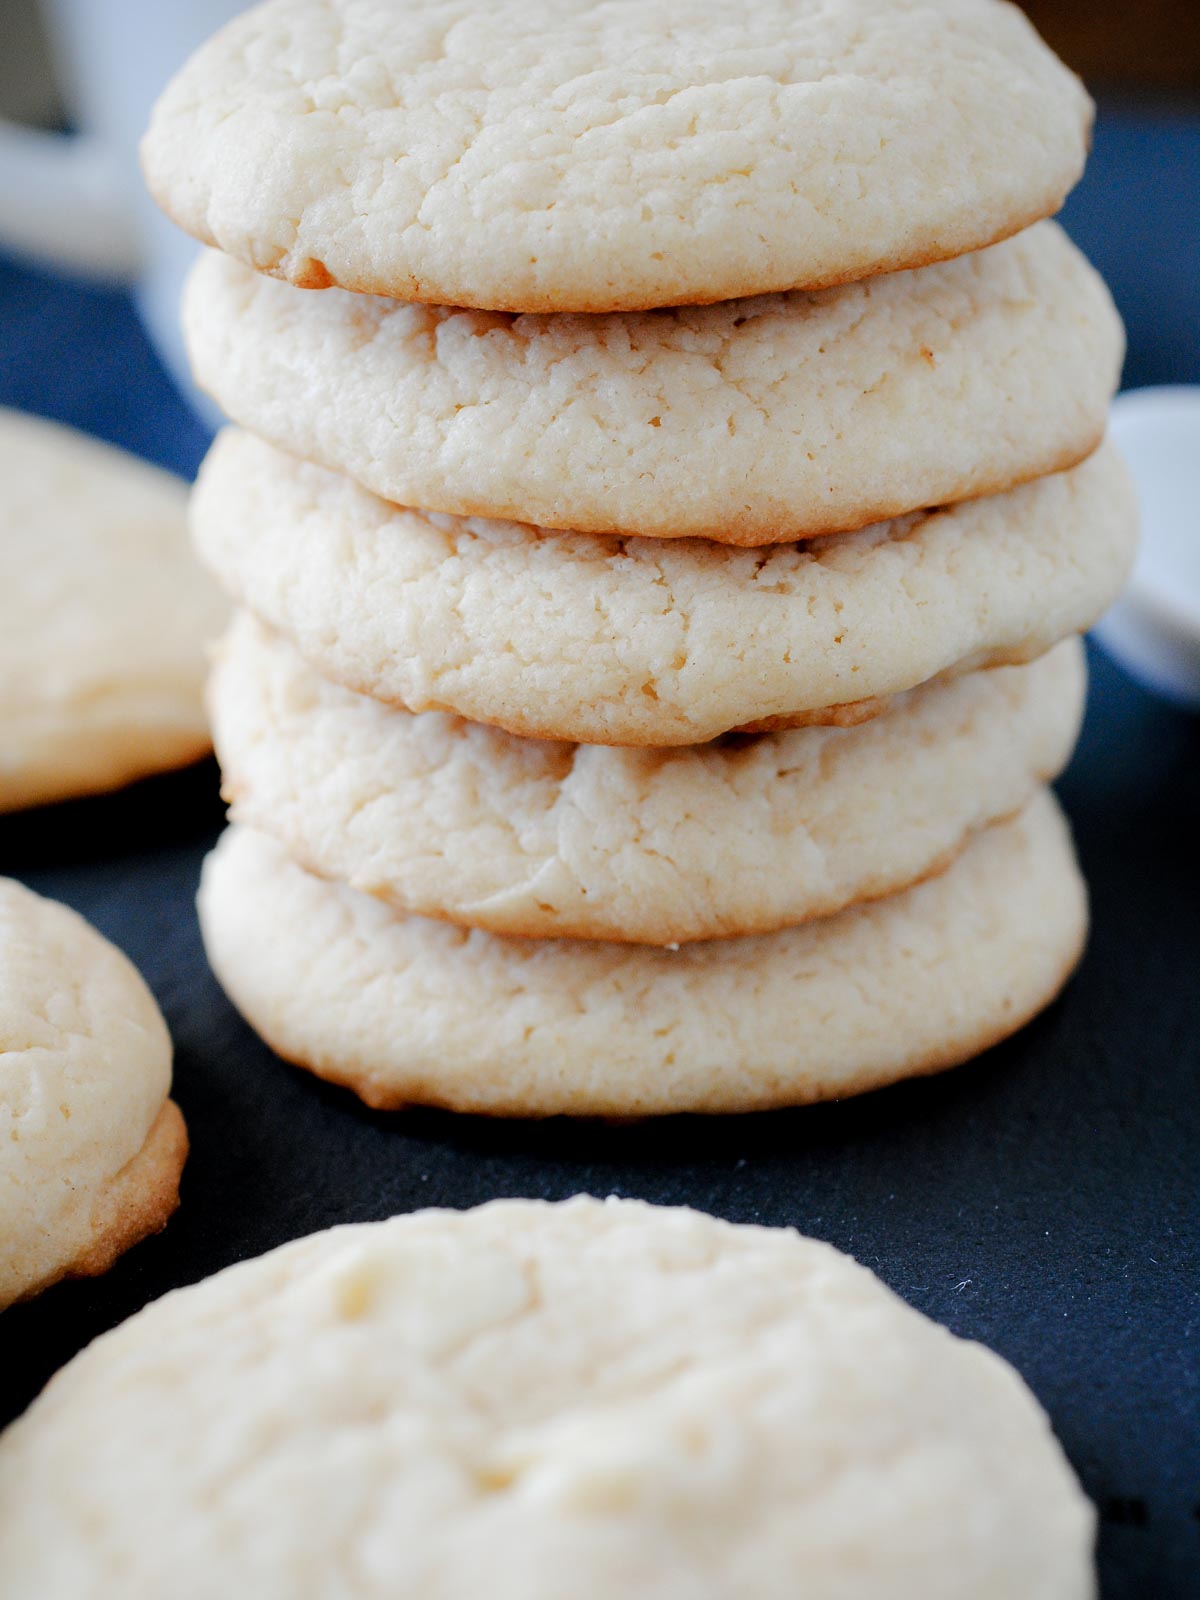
[198,790,1085,1118]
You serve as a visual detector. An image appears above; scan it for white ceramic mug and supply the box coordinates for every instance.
[0,0,247,415]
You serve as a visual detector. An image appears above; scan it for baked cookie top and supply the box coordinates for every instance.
[144,0,1091,311]
[192,431,1135,745]
[0,878,183,1309]
[184,223,1122,543]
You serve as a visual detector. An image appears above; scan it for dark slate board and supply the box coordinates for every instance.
[0,101,1197,1600]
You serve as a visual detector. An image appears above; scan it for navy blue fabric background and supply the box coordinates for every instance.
[0,104,1196,1598]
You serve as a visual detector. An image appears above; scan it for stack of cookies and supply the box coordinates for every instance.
[143,0,1137,1118]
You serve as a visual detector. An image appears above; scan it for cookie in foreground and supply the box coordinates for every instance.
[0,408,225,812]
[212,612,1086,944]
[197,792,1086,1117]
[0,878,186,1309]
[144,0,1091,310]
[0,1197,1095,1598]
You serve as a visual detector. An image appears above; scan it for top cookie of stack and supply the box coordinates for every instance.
[146,0,1135,1118]
[145,0,1091,312]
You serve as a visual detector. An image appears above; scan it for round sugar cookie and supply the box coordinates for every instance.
[0,1196,1095,1600]
[212,612,1086,944]
[197,793,1086,1117]
[192,430,1136,747]
[143,0,1092,311]
[184,224,1122,544]
[0,409,226,813]
[0,878,187,1310]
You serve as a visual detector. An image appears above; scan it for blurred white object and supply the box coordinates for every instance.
[1094,386,1200,708]
[0,0,246,418]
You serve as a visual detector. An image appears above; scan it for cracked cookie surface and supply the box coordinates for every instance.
[0,1196,1094,1597]
[0,878,186,1309]
[192,431,1135,745]
[211,613,1085,943]
[184,223,1121,542]
[145,0,1091,311]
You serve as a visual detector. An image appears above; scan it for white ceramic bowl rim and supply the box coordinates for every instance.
[1109,385,1200,634]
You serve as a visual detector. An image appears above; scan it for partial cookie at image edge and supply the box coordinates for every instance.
[0,878,187,1310]
[0,408,225,813]
[0,1196,1096,1600]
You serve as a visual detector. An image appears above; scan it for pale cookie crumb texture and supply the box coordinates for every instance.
[0,878,186,1309]
[192,432,1136,746]
[0,409,226,813]
[184,223,1122,543]
[212,613,1086,944]
[0,1198,1096,1599]
[197,793,1087,1117]
[144,0,1091,310]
